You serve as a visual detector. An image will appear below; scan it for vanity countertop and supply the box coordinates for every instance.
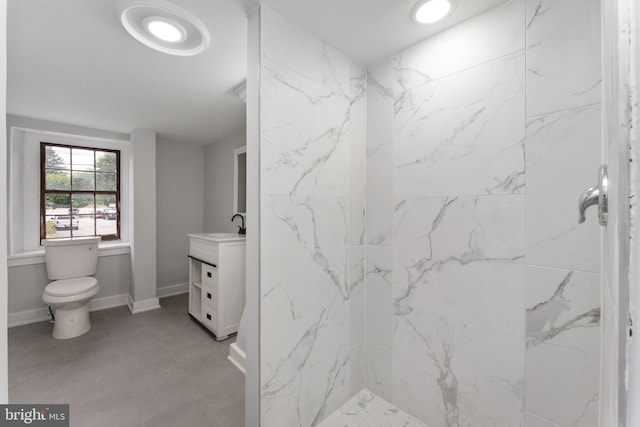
[188,233,247,243]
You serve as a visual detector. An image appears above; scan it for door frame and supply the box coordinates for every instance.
[625,0,640,423]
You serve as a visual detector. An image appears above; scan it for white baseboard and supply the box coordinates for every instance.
[10,282,187,327]
[227,342,246,375]
[8,293,130,328]
[88,294,129,312]
[157,282,188,298]
[8,308,50,328]
[128,296,161,314]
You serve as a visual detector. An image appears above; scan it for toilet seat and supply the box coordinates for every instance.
[45,277,98,297]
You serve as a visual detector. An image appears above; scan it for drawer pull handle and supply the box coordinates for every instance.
[207,272,212,278]
[207,292,212,299]
[206,313,212,320]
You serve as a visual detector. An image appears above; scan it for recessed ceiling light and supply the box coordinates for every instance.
[118,0,210,56]
[412,0,456,24]
[145,18,185,43]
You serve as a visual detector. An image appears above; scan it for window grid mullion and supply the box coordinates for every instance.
[69,147,74,238]
[93,150,97,237]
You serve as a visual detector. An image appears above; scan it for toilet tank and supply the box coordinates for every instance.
[42,237,101,280]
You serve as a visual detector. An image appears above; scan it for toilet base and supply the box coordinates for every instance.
[52,305,92,339]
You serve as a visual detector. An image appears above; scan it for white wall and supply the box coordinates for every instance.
[4,120,216,321]
[204,132,246,233]
[6,115,130,142]
[6,116,133,324]
[8,253,131,324]
[246,8,261,427]
[628,2,640,424]
[0,0,8,403]
[600,0,637,425]
[129,129,158,312]
[6,115,131,254]
[156,138,205,291]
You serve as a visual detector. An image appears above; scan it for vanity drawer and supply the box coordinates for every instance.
[202,286,218,307]
[202,309,218,331]
[190,238,219,265]
[201,265,218,288]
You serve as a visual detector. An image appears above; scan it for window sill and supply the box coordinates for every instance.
[8,241,131,267]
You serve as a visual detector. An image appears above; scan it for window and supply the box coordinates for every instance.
[41,142,121,241]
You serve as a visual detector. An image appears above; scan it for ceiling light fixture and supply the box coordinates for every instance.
[118,0,210,56]
[412,0,456,24]
[145,18,185,43]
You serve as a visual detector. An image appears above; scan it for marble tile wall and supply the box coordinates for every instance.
[258,6,366,426]
[525,268,600,426]
[525,0,602,117]
[364,60,394,400]
[258,0,604,425]
[382,1,527,425]
[363,0,603,426]
[392,195,525,426]
[524,0,602,426]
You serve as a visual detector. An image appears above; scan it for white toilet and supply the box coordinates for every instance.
[42,237,101,339]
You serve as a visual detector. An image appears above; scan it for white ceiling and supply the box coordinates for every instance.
[7,0,506,145]
[7,0,252,145]
[261,0,509,66]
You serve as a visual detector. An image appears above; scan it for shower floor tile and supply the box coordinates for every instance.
[8,294,244,427]
[318,390,426,427]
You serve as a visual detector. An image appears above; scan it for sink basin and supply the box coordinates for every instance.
[188,232,246,242]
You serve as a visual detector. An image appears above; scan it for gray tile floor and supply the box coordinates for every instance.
[8,294,244,427]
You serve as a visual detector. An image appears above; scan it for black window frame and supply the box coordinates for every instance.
[40,142,121,242]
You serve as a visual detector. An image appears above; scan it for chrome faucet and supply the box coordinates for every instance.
[231,214,246,235]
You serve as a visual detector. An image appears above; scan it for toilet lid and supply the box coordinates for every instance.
[45,277,98,297]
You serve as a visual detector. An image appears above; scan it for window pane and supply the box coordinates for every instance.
[71,149,94,172]
[47,214,77,238]
[72,171,94,190]
[45,215,71,239]
[96,173,117,191]
[97,215,117,237]
[96,193,117,237]
[72,194,93,237]
[45,146,70,170]
[96,194,118,230]
[72,193,94,213]
[96,151,116,172]
[74,215,95,238]
[44,216,57,238]
[96,194,116,210]
[45,193,70,216]
[45,170,70,190]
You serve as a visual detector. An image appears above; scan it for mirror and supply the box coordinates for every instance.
[234,146,247,215]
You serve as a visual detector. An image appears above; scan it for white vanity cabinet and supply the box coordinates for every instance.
[187,233,246,341]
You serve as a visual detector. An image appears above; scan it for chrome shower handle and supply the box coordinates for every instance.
[578,165,608,226]
[578,186,599,223]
